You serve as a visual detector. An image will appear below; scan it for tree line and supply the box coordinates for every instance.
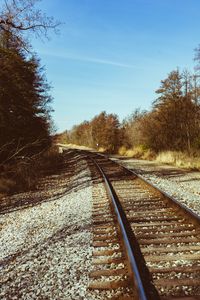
[0,0,59,165]
[58,111,121,152]
[0,0,61,193]
[58,62,200,155]
[122,68,200,153]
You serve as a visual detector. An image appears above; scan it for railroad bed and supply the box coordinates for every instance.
[1,148,200,299]
[81,149,200,300]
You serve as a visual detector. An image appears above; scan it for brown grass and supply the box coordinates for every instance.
[156,151,200,170]
[118,145,155,160]
[118,146,200,170]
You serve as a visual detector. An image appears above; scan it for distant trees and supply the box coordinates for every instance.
[121,109,147,149]
[65,112,121,152]
[149,69,200,152]
[121,69,200,153]
[91,112,120,152]
[69,121,93,147]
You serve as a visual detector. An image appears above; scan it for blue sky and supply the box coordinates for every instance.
[32,0,200,132]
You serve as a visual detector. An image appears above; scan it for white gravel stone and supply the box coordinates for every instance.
[0,158,94,300]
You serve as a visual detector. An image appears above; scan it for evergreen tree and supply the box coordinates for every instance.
[0,31,53,162]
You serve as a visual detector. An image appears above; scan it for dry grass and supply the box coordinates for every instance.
[59,143,108,153]
[118,146,200,170]
[156,151,200,170]
[118,145,155,160]
[58,143,94,151]
[98,147,106,152]
[118,146,127,156]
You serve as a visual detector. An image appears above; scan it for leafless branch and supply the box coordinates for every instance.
[0,0,61,50]
[0,138,45,166]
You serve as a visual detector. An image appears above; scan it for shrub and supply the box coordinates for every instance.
[142,149,156,160]
[117,145,155,160]
[118,146,127,156]
[0,146,62,196]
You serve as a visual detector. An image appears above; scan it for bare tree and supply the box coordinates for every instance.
[0,0,60,49]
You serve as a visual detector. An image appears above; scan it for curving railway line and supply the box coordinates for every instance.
[75,149,200,300]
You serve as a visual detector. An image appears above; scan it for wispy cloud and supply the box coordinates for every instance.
[39,50,135,69]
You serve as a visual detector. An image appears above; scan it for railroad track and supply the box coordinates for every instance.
[78,149,200,300]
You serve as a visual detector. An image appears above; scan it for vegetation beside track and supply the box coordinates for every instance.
[0,1,60,197]
[0,146,63,197]
[117,147,200,170]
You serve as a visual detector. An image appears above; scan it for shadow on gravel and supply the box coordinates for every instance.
[110,155,193,177]
[0,150,92,215]
[115,159,188,179]
[0,221,91,271]
[131,168,187,178]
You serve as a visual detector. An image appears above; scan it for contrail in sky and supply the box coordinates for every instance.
[39,50,135,69]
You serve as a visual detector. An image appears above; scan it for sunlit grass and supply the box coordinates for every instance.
[118,145,155,159]
[156,151,200,170]
[118,146,200,170]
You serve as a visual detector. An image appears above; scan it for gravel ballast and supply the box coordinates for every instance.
[0,156,93,300]
[1,150,200,299]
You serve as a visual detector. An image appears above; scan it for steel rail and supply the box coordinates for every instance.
[90,157,160,300]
